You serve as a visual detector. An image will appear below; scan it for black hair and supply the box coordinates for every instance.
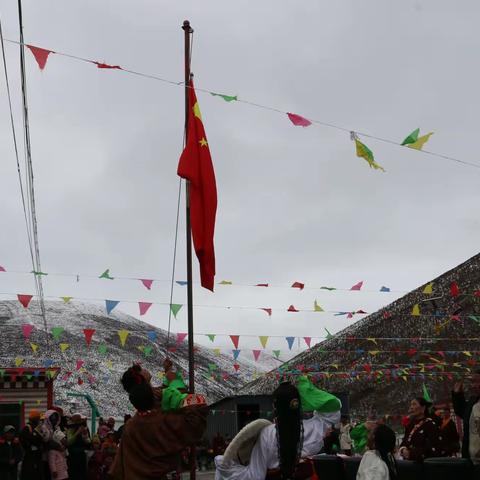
[128,382,154,411]
[120,364,145,393]
[272,382,303,480]
[373,424,398,480]
[414,397,433,417]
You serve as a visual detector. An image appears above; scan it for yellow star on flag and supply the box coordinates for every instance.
[199,138,208,147]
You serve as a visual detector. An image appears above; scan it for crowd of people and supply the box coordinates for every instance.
[0,365,478,479]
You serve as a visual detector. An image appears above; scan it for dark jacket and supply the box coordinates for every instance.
[20,423,44,480]
[452,390,480,458]
[0,438,23,480]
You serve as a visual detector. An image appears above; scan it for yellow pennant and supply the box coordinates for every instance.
[59,343,70,352]
[118,329,130,347]
[369,350,380,356]
[412,304,420,316]
[259,336,269,349]
[219,280,232,285]
[61,296,73,304]
[367,338,377,345]
[463,351,472,357]
[106,360,113,370]
[423,283,433,294]
[213,348,221,356]
[30,343,38,353]
[314,300,324,312]
[15,357,24,367]
[407,132,434,151]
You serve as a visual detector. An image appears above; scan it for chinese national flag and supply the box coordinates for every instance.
[177,81,217,291]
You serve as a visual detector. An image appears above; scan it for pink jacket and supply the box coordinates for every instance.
[48,449,69,480]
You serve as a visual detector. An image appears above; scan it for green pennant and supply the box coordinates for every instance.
[99,269,114,280]
[208,363,217,371]
[207,334,216,342]
[98,344,108,355]
[47,370,56,379]
[143,345,153,357]
[272,350,281,359]
[0,369,5,377]
[210,92,238,102]
[320,286,336,291]
[324,327,333,339]
[31,270,48,276]
[170,304,183,319]
[51,327,64,341]
[25,374,32,381]
[401,128,420,146]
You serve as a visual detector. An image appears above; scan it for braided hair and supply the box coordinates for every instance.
[373,424,398,480]
[273,382,304,480]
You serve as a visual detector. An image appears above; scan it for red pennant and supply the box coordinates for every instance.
[407,348,417,357]
[94,61,122,70]
[176,332,188,344]
[256,283,269,287]
[77,378,83,385]
[474,290,480,297]
[167,346,177,352]
[260,308,272,316]
[18,294,33,308]
[22,324,34,340]
[76,360,84,371]
[350,281,363,291]
[233,364,240,372]
[140,279,154,290]
[252,350,261,361]
[27,45,53,70]
[0,265,5,272]
[287,112,312,127]
[230,335,240,349]
[291,282,305,290]
[287,305,299,312]
[304,337,312,348]
[83,329,96,347]
[139,302,152,316]
[450,282,459,297]
[363,364,372,374]
[383,311,392,319]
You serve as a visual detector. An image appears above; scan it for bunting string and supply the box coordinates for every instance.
[3,38,480,171]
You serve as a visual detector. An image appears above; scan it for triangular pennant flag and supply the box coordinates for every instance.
[272,350,281,359]
[291,282,305,290]
[230,335,240,349]
[47,370,56,380]
[61,296,73,304]
[213,348,221,356]
[401,128,420,146]
[287,305,299,312]
[147,331,157,342]
[350,281,363,291]
[99,269,114,280]
[207,334,216,342]
[176,332,188,344]
[0,265,5,272]
[139,302,153,316]
[260,308,272,316]
[118,330,130,347]
[233,364,240,372]
[259,336,269,349]
[232,349,241,360]
[320,286,336,291]
[314,300,324,312]
[94,61,122,69]
[325,328,333,339]
[106,360,113,369]
[256,283,269,287]
[143,345,153,357]
[18,294,33,308]
[105,300,119,315]
[219,280,232,285]
[422,383,432,402]
[98,344,107,354]
[286,337,295,350]
[15,357,24,367]
[83,329,96,347]
[22,324,34,340]
[30,343,38,353]
[423,283,433,294]
[380,286,390,292]
[252,350,261,362]
[176,281,188,286]
[450,282,459,297]
[51,327,64,341]
[354,138,385,172]
[304,337,312,348]
[210,92,238,102]
[287,112,312,127]
[170,304,183,318]
[59,343,70,352]
[140,279,154,290]
[412,304,421,316]
[407,132,433,151]
[26,45,53,70]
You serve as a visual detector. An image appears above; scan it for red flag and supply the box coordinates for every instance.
[18,294,33,308]
[27,45,53,70]
[83,329,96,347]
[93,61,122,70]
[177,81,217,291]
[230,335,240,349]
[291,282,305,290]
[450,282,459,297]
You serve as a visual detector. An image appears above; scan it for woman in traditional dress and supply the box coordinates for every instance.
[356,424,397,480]
[399,397,446,462]
[215,375,342,480]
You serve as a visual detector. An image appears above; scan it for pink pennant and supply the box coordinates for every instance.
[287,305,299,312]
[83,329,96,347]
[62,372,72,381]
[176,332,188,344]
[27,45,54,70]
[139,302,153,316]
[18,294,33,308]
[76,360,84,371]
[347,312,354,319]
[256,283,269,287]
[233,364,240,372]
[22,324,34,340]
[260,308,272,316]
[304,337,312,348]
[230,335,240,349]
[0,265,5,272]
[356,309,367,314]
[350,281,363,291]
[291,282,305,290]
[287,112,312,127]
[140,279,154,290]
[252,350,261,362]
[94,61,122,70]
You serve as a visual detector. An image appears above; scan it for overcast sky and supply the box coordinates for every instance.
[0,0,479,361]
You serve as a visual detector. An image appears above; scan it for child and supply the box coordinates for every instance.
[48,430,69,480]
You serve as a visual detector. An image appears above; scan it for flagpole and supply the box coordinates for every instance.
[182,19,195,395]
[182,19,197,480]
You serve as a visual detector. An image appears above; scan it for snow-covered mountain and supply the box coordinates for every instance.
[0,300,256,417]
